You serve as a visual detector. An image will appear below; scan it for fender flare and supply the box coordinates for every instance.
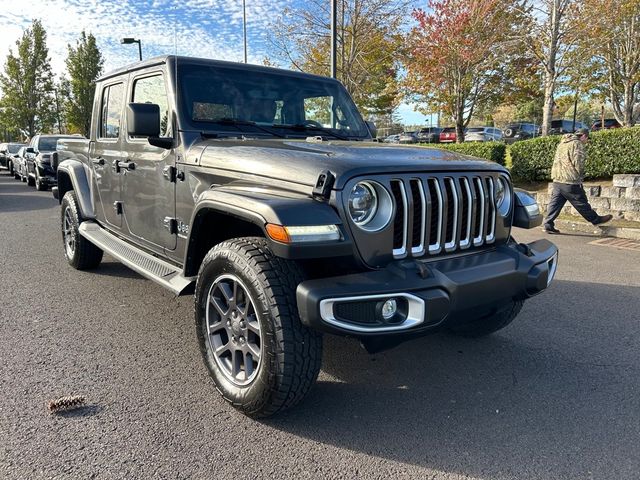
[55,160,95,219]
[184,188,353,272]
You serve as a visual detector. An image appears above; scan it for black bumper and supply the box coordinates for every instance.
[296,239,558,337]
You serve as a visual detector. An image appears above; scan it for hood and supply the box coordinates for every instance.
[195,138,504,190]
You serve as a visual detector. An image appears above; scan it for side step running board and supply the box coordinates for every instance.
[79,222,195,295]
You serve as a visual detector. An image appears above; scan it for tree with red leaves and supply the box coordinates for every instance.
[405,0,525,142]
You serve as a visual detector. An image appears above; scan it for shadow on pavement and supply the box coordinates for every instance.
[265,280,640,479]
[90,261,144,280]
[0,188,57,213]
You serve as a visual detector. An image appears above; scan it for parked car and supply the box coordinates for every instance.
[549,120,588,135]
[53,55,556,418]
[25,134,83,191]
[465,127,503,142]
[398,131,418,144]
[0,142,26,176]
[591,118,621,131]
[439,127,458,143]
[502,123,540,143]
[383,134,400,143]
[13,146,30,182]
[416,127,442,143]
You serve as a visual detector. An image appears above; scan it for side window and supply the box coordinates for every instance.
[132,74,170,137]
[100,83,124,139]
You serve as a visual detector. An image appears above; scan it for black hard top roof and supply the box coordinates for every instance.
[98,55,337,84]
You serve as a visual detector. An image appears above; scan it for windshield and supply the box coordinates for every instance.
[37,136,76,152]
[178,63,369,139]
[7,143,22,153]
[467,128,486,133]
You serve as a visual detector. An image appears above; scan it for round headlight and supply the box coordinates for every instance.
[349,182,378,225]
[495,177,511,215]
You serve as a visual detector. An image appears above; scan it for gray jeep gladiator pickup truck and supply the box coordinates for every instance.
[53,56,558,418]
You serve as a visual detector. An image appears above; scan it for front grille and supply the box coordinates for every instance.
[392,174,497,258]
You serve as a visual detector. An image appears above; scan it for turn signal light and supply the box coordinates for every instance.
[265,224,291,243]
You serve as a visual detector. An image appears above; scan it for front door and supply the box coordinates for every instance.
[120,71,176,251]
[92,81,126,229]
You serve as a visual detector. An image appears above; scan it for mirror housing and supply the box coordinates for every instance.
[25,147,35,154]
[365,120,377,139]
[513,189,543,229]
[127,103,161,137]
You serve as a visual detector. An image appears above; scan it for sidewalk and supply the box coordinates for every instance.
[551,214,640,240]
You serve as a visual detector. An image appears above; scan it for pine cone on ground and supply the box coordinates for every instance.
[47,395,86,413]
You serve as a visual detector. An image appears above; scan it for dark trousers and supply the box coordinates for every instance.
[544,182,599,228]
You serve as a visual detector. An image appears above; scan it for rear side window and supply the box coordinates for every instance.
[100,83,125,139]
[132,74,170,137]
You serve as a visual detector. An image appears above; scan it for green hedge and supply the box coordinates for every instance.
[418,141,507,165]
[511,127,640,182]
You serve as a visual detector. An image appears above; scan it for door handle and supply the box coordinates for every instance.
[92,157,105,166]
[117,160,136,172]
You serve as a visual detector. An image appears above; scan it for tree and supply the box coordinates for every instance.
[405,0,524,142]
[581,0,640,126]
[269,0,407,118]
[65,31,104,136]
[0,19,55,137]
[519,0,584,135]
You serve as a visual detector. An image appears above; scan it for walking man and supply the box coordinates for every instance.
[543,128,612,234]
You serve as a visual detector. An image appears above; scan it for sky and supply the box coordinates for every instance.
[0,0,431,126]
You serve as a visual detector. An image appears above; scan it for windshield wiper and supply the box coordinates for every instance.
[271,123,351,141]
[211,118,286,138]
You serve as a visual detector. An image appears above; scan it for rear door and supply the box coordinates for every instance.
[91,81,126,229]
[120,70,176,252]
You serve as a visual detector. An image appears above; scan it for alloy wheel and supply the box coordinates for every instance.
[62,206,76,259]
[205,274,262,386]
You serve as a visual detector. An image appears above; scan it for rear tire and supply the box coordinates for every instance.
[27,174,35,187]
[61,191,103,270]
[448,300,524,338]
[195,237,323,418]
[35,172,47,191]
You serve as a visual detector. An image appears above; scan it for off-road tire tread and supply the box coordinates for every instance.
[61,191,103,270]
[448,300,524,338]
[195,237,322,418]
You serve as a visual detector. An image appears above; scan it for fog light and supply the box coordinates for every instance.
[381,299,397,320]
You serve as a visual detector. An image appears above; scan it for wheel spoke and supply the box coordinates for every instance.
[247,343,260,359]
[218,282,234,304]
[214,343,229,355]
[244,353,254,378]
[209,296,228,317]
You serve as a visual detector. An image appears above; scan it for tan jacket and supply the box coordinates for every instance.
[551,134,586,184]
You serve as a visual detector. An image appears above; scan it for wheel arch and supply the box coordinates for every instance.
[56,160,95,219]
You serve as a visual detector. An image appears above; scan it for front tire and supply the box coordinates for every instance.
[448,300,524,338]
[61,191,103,270]
[195,237,323,418]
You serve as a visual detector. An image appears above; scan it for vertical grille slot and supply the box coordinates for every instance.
[443,178,458,251]
[472,177,485,246]
[427,178,442,253]
[390,180,408,257]
[485,177,496,243]
[409,179,426,254]
[459,177,472,248]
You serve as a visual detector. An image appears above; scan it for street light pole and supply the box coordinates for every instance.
[242,0,248,63]
[121,38,142,61]
[330,0,337,79]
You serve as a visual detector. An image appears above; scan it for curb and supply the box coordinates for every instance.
[554,219,640,240]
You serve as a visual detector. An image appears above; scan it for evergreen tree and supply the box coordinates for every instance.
[0,19,55,137]
[65,31,104,137]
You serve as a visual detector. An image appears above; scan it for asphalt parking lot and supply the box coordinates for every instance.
[1,172,639,480]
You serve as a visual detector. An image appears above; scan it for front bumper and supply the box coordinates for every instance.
[297,239,558,337]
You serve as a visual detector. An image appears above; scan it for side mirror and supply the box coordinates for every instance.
[127,103,161,138]
[25,147,35,154]
[365,120,377,139]
[513,189,543,229]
